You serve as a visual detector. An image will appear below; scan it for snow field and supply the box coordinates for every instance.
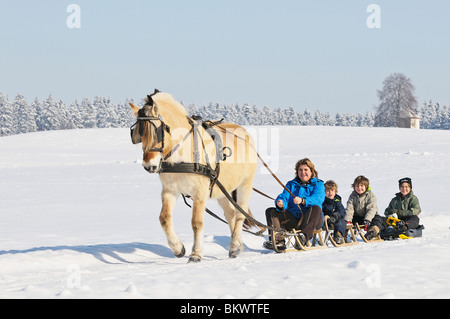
[0,126,449,299]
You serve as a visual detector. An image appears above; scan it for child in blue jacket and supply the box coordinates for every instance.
[264,158,325,250]
[322,180,347,244]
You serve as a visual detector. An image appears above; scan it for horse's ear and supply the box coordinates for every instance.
[129,103,140,117]
[154,88,160,94]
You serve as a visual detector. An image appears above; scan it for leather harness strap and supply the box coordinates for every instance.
[159,115,223,196]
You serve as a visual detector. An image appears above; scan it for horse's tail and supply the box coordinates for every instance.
[230,190,261,231]
[243,209,256,230]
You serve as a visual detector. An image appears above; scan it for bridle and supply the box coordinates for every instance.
[130,113,171,154]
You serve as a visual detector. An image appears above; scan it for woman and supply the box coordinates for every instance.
[264,158,325,250]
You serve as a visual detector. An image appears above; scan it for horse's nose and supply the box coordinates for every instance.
[143,164,158,173]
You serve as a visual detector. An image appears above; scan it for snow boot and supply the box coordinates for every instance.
[365,225,380,241]
[333,231,344,245]
[263,240,286,251]
[294,233,307,249]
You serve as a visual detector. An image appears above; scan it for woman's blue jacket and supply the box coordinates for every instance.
[275,177,325,219]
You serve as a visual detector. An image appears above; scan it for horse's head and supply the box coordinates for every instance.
[130,89,171,173]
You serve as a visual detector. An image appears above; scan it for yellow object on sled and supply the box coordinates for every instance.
[386,216,401,227]
[387,217,413,239]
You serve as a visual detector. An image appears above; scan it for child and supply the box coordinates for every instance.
[322,180,347,244]
[344,175,385,240]
[384,177,421,231]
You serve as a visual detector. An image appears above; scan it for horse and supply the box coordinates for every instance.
[130,89,258,262]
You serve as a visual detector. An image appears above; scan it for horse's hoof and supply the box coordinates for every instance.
[229,244,243,258]
[229,249,242,259]
[174,245,186,258]
[188,255,202,263]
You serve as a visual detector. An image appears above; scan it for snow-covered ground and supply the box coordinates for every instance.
[0,126,449,299]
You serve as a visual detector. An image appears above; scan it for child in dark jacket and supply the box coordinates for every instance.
[322,180,347,244]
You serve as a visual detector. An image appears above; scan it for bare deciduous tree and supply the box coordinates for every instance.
[375,73,418,127]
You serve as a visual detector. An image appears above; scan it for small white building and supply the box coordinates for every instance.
[398,112,420,129]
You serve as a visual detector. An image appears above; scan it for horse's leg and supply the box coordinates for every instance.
[229,201,246,258]
[218,197,237,234]
[160,189,185,258]
[228,176,255,258]
[189,198,207,263]
[218,196,242,256]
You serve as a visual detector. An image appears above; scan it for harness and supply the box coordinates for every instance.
[131,112,226,195]
[160,115,225,195]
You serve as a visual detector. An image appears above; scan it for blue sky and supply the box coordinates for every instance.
[1,0,449,114]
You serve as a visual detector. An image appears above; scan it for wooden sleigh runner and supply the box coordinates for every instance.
[354,222,384,243]
[323,215,359,247]
[322,216,382,247]
[270,228,328,253]
[267,215,387,253]
[268,216,331,253]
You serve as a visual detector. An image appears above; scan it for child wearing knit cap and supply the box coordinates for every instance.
[384,177,422,231]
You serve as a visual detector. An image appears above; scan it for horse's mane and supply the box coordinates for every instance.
[148,92,188,118]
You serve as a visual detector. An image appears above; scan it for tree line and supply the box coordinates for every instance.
[0,92,449,137]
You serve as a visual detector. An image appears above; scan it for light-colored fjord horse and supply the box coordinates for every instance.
[130,90,257,262]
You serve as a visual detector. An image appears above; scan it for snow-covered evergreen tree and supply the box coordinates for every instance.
[284,106,299,125]
[57,99,75,130]
[361,112,375,127]
[261,106,274,125]
[314,110,336,126]
[68,100,84,129]
[186,103,198,117]
[16,94,37,134]
[95,96,119,128]
[337,113,346,126]
[0,93,15,136]
[419,100,450,130]
[36,95,61,131]
[115,98,136,128]
[79,97,96,129]
[300,109,315,126]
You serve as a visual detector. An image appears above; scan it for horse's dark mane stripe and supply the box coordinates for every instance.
[145,88,161,106]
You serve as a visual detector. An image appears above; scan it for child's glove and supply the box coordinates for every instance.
[397,220,407,232]
[330,212,340,224]
[363,220,371,231]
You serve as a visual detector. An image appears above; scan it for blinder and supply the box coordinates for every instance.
[129,115,171,153]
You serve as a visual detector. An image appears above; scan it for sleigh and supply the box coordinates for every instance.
[267,214,389,253]
[323,215,359,247]
[270,227,328,253]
